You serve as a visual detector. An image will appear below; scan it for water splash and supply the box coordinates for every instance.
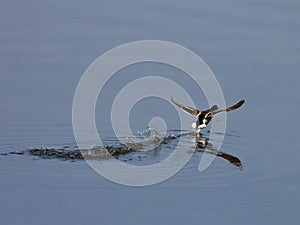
[125,127,165,152]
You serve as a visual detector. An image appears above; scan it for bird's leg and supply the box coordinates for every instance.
[197,131,202,138]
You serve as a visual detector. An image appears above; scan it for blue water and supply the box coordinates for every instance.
[1,0,300,224]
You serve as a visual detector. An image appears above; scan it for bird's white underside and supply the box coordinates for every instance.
[191,122,206,129]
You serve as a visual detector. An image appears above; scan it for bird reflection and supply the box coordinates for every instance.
[196,135,243,170]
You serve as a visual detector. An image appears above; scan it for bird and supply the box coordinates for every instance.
[171,97,245,132]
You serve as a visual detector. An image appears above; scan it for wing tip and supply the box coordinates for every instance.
[170,96,178,105]
[239,99,246,107]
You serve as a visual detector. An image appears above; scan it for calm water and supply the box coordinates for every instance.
[1,0,300,224]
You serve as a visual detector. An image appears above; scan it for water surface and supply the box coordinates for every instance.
[0,0,299,224]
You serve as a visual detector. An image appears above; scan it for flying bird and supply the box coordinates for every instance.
[171,97,245,131]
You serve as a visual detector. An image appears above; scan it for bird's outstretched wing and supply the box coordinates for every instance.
[225,100,245,112]
[212,100,245,115]
[171,97,200,116]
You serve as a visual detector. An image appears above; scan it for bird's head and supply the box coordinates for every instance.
[211,105,219,111]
